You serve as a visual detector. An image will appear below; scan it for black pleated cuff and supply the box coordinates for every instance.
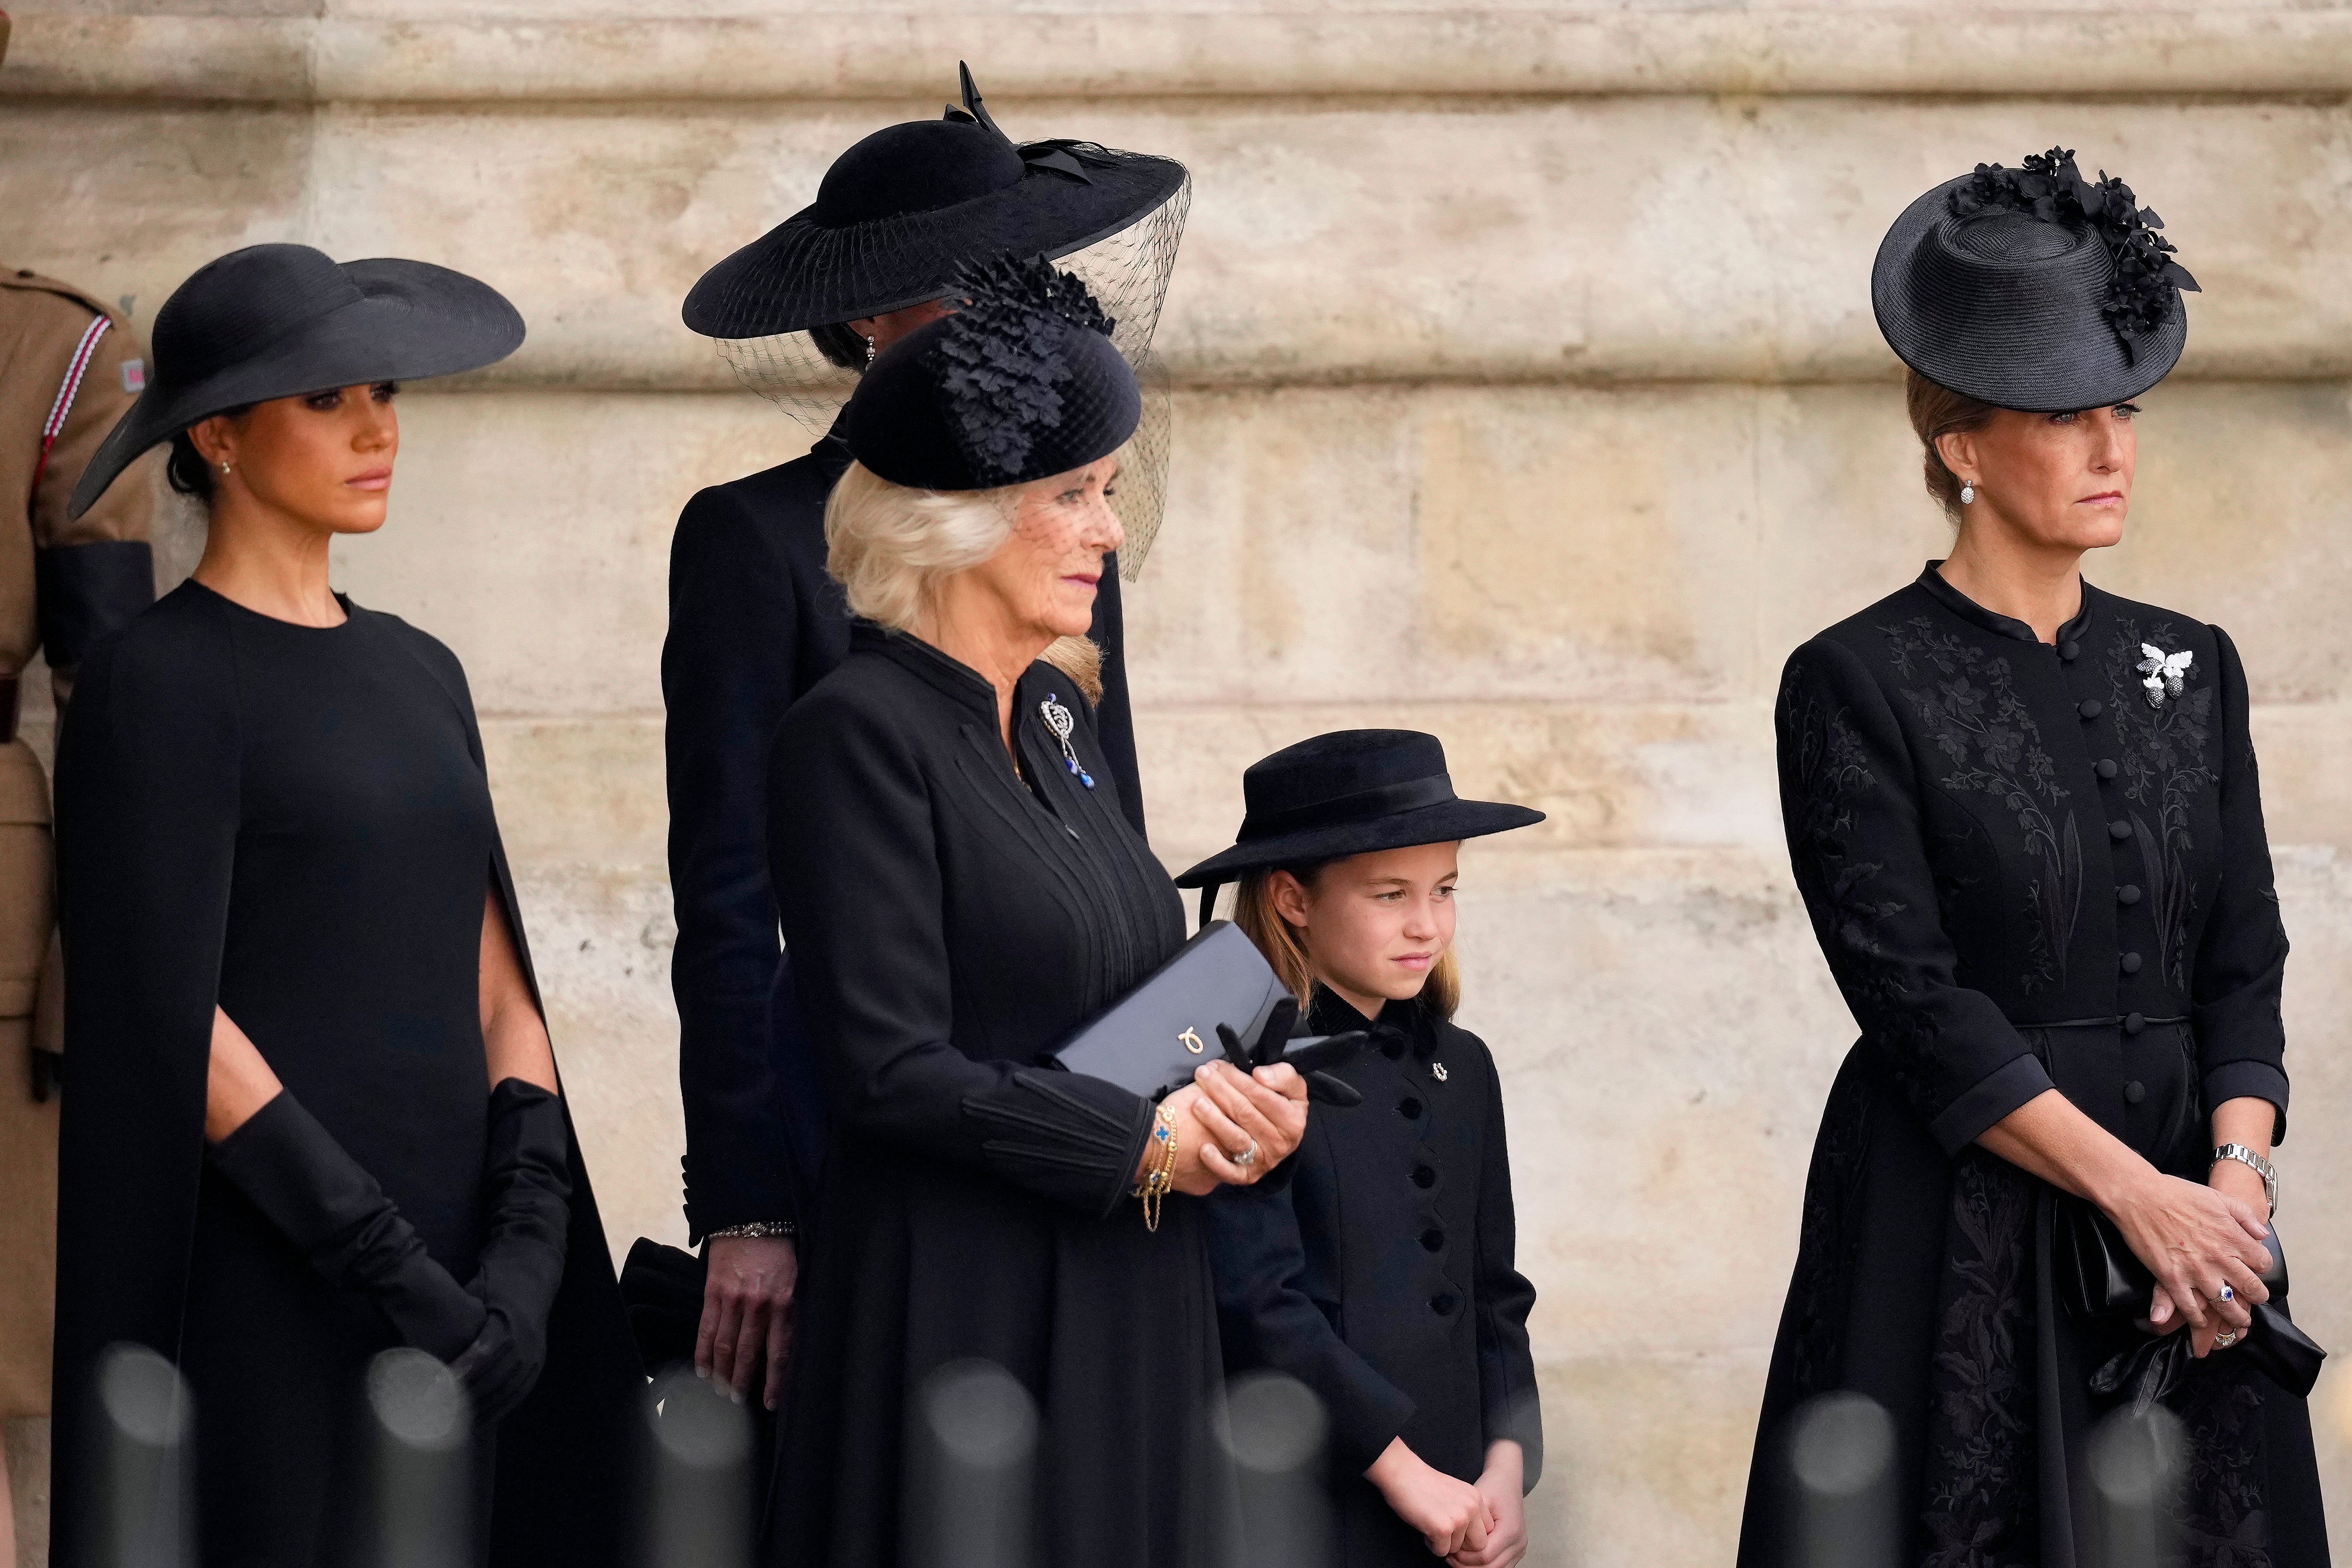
[2203,1059,2289,1144]
[1929,1052,2056,1156]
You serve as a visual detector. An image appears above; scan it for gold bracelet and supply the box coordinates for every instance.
[1140,1102,1179,1232]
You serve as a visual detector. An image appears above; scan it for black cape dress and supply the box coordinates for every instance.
[51,581,642,1568]
[663,418,1146,1238]
[1739,566,2328,1568]
[1207,991,1542,1567]
[763,623,1221,1568]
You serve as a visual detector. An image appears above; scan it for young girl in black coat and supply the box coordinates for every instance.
[1180,729,1545,1568]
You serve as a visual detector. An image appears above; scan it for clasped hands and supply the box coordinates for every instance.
[2114,1162,2274,1358]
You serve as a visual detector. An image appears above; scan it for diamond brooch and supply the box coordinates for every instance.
[2137,643,2193,709]
[1040,695,1095,788]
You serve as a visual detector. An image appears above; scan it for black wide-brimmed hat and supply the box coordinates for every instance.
[68,242,523,518]
[844,254,1141,491]
[1873,147,2199,412]
[683,65,1188,339]
[1174,731,1544,908]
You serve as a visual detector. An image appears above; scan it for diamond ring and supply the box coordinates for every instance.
[1232,1141,1258,1167]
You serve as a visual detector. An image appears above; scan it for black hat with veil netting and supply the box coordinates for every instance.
[684,64,1189,574]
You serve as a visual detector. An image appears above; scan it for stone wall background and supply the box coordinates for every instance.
[7,4,2352,1561]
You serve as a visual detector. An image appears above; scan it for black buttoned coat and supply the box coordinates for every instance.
[662,422,1145,1237]
[1209,991,1541,1567]
[1738,566,2326,1568]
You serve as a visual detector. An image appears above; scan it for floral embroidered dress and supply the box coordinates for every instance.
[1737,565,2327,1568]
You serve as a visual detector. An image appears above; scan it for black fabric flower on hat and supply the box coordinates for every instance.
[1950,148,2200,363]
[934,254,1120,483]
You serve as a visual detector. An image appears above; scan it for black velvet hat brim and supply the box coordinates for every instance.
[682,153,1187,339]
[1171,799,1545,888]
[69,259,523,519]
[1871,173,2186,414]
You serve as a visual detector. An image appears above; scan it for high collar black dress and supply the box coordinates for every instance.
[1207,991,1542,1567]
[763,623,1211,1567]
[1738,567,2326,1567]
[51,582,640,1567]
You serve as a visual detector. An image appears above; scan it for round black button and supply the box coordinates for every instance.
[1420,1229,1445,1252]
[1411,1164,1437,1189]
[2124,1012,2147,1036]
[1430,1294,1458,1317]
[2109,819,2132,841]
[2079,699,2104,720]
[2121,952,2143,975]
[2125,1080,2147,1105]
[2097,759,2119,780]
[1398,1097,1424,1121]
[1378,1033,1406,1060]
[2117,885,2142,906]
[2060,640,2081,660]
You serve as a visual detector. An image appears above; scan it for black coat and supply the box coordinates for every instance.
[1739,566,2326,1568]
[51,583,641,1568]
[763,623,1218,1567]
[663,422,1145,1237]
[1208,991,1541,1568]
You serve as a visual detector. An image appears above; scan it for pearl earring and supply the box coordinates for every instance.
[1959,482,1975,505]
[218,460,233,476]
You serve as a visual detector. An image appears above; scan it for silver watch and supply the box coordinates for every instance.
[2212,1144,2277,1216]
[708,1220,796,1240]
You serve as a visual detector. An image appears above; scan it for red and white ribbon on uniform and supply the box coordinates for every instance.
[29,313,114,508]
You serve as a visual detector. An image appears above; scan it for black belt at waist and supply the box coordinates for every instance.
[0,675,16,745]
[2026,1012,2189,1036]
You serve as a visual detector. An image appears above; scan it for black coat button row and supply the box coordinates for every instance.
[2109,819,2131,842]
[1398,1097,1424,1121]
[2125,1080,2147,1105]
[1430,1293,1459,1317]
[2117,884,2141,906]
[1411,1164,1437,1190]
[2124,1013,2147,1035]
[2096,759,2119,780]
[2121,952,2142,975]
[1420,1228,1445,1253]
[2060,639,2081,660]
[2079,699,2104,720]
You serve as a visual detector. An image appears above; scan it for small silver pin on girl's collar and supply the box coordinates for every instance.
[2137,643,2193,709]
[1039,695,1094,788]
[1431,1063,1449,1082]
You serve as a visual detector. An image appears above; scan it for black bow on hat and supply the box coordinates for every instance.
[68,243,522,519]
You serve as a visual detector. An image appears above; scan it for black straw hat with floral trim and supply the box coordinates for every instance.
[68,242,523,519]
[1173,730,1544,927]
[1872,147,2199,413]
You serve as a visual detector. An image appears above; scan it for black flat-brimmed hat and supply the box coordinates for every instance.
[844,254,1140,491]
[684,65,1188,339]
[1174,731,1544,916]
[1873,147,2199,413]
[68,242,523,518]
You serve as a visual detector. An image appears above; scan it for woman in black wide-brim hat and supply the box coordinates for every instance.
[660,65,1189,1413]
[1178,731,1546,1568]
[763,253,1310,1568]
[1738,151,2328,1565]
[50,244,640,1567]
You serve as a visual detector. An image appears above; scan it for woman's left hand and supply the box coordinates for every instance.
[2144,1155,2275,1356]
[1450,1442,1529,1568]
[1183,1059,1309,1189]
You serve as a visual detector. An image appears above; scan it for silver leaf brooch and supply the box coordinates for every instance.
[2136,643,2193,709]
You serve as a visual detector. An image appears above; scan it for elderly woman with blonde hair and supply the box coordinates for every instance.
[761,256,1311,1568]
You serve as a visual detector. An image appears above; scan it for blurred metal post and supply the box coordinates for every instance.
[2088,1404,2185,1568]
[1216,1370,1332,1568]
[89,1343,194,1568]
[904,1359,1039,1568]
[1786,1391,1897,1568]
[642,1366,754,1568]
[358,1347,474,1568]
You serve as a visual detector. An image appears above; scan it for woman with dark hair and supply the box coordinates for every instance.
[764,254,1308,1567]
[1739,151,2326,1564]
[51,243,639,1567]
[662,64,1189,1407]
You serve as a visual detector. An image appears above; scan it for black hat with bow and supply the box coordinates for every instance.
[68,243,522,519]
[684,64,1188,340]
[1173,730,1544,926]
[1873,147,2199,412]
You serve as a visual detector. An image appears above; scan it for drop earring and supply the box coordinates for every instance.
[218,460,233,476]
[863,334,877,368]
[1959,482,1975,505]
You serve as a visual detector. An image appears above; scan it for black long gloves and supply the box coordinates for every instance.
[208,1091,487,1362]
[448,1078,573,1425]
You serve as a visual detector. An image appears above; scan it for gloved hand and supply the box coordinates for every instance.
[451,1078,573,1425]
[1217,998,1367,1107]
[208,1090,485,1360]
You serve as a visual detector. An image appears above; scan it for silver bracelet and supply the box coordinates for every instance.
[708,1220,795,1240]
[2211,1144,2277,1216]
